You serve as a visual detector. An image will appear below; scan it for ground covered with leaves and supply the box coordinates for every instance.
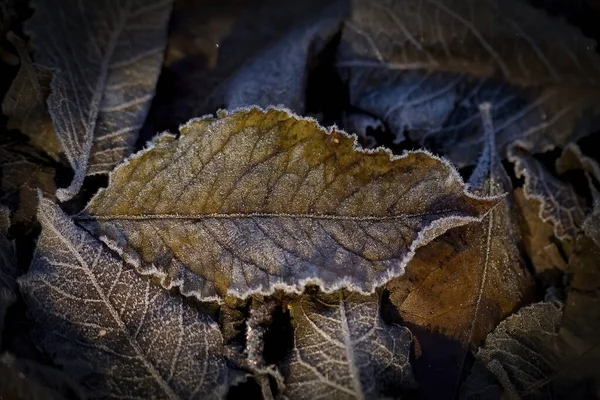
[0,0,599,399]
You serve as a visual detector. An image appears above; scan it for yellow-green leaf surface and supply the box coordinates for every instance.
[85,107,497,301]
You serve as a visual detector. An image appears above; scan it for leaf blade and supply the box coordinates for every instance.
[25,0,173,201]
[85,107,498,300]
[19,198,228,399]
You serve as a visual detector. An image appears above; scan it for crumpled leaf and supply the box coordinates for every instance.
[337,0,600,165]
[2,32,61,160]
[509,145,587,240]
[84,107,497,301]
[19,197,229,399]
[514,188,570,275]
[560,235,600,363]
[463,235,600,399]
[386,104,532,396]
[158,0,345,132]
[25,0,173,201]
[0,353,86,400]
[461,301,564,400]
[557,143,600,200]
[0,136,56,226]
[282,289,416,399]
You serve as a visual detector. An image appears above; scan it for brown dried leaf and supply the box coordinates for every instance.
[2,32,61,161]
[337,0,600,165]
[509,145,587,240]
[386,104,533,396]
[0,137,56,226]
[463,236,600,399]
[84,107,497,301]
[514,188,570,274]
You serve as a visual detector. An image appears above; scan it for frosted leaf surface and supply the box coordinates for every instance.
[282,290,415,399]
[19,198,228,399]
[84,107,497,301]
[386,104,532,395]
[461,302,563,400]
[25,0,173,201]
[509,146,586,240]
[337,0,600,166]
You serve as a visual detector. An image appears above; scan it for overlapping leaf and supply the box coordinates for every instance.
[337,0,600,165]
[157,0,345,132]
[19,198,229,399]
[25,0,173,201]
[2,33,60,160]
[509,145,587,240]
[84,107,497,301]
[0,136,56,225]
[282,290,415,399]
[386,104,533,396]
[461,302,564,399]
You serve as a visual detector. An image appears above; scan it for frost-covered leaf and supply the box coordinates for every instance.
[0,353,85,400]
[337,0,600,165]
[514,189,570,275]
[386,104,532,396]
[84,107,497,301]
[461,302,564,400]
[557,143,600,201]
[282,289,415,399]
[2,32,61,160]
[19,197,229,399]
[509,145,587,240]
[582,202,600,247]
[223,3,344,113]
[25,0,173,201]
[157,0,345,131]
[0,137,56,226]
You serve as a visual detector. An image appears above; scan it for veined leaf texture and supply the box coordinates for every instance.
[19,198,229,399]
[84,107,497,301]
[25,0,173,201]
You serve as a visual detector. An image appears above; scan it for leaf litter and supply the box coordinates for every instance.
[0,0,599,398]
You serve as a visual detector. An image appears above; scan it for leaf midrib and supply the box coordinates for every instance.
[41,206,180,399]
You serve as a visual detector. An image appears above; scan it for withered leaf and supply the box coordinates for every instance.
[282,290,416,399]
[560,235,600,365]
[25,0,173,201]
[84,107,497,301]
[386,104,532,396]
[0,136,56,226]
[160,0,345,131]
[514,188,570,275]
[509,145,587,240]
[2,32,61,160]
[19,197,229,399]
[337,0,600,165]
[556,143,600,201]
[461,301,564,400]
